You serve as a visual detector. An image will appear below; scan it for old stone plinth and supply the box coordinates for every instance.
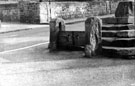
[49,18,65,51]
[117,16,134,24]
[101,1,135,58]
[102,1,134,24]
[85,17,102,57]
[102,24,135,31]
[102,30,135,38]
[115,1,134,24]
[115,1,133,18]
[102,46,135,58]
[102,25,135,38]
[102,24,135,58]
[102,17,134,24]
[101,17,117,24]
[102,38,135,47]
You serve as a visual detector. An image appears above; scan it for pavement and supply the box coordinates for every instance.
[0,14,114,34]
[0,22,49,34]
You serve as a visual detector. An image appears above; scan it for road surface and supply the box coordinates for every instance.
[1,22,135,86]
[0,22,85,63]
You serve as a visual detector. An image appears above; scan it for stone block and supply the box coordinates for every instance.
[57,31,73,49]
[101,16,134,24]
[102,46,135,56]
[101,17,117,24]
[49,18,65,51]
[102,37,135,47]
[102,24,135,30]
[116,16,134,24]
[115,1,133,18]
[73,31,85,47]
[84,17,102,57]
[57,31,85,50]
[102,30,135,38]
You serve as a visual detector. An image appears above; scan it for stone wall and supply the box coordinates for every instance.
[19,1,40,23]
[51,1,119,20]
[19,1,119,23]
[0,1,119,23]
[0,3,20,22]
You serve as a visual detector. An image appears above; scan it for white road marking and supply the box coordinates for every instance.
[131,84,135,86]
[9,35,18,37]
[0,58,10,62]
[2,37,49,44]
[0,42,49,54]
[1,35,18,38]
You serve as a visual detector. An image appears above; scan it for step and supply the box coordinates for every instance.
[101,16,134,24]
[102,30,135,38]
[117,16,134,24]
[101,17,117,24]
[102,46,135,56]
[102,37,135,47]
[102,24,135,31]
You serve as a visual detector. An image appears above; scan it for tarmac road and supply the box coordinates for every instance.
[1,58,135,86]
[1,22,135,86]
[0,22,85,63]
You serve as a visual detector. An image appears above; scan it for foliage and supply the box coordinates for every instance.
[55,1,119,20]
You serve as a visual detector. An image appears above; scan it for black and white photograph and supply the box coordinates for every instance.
[0,0,135,86]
